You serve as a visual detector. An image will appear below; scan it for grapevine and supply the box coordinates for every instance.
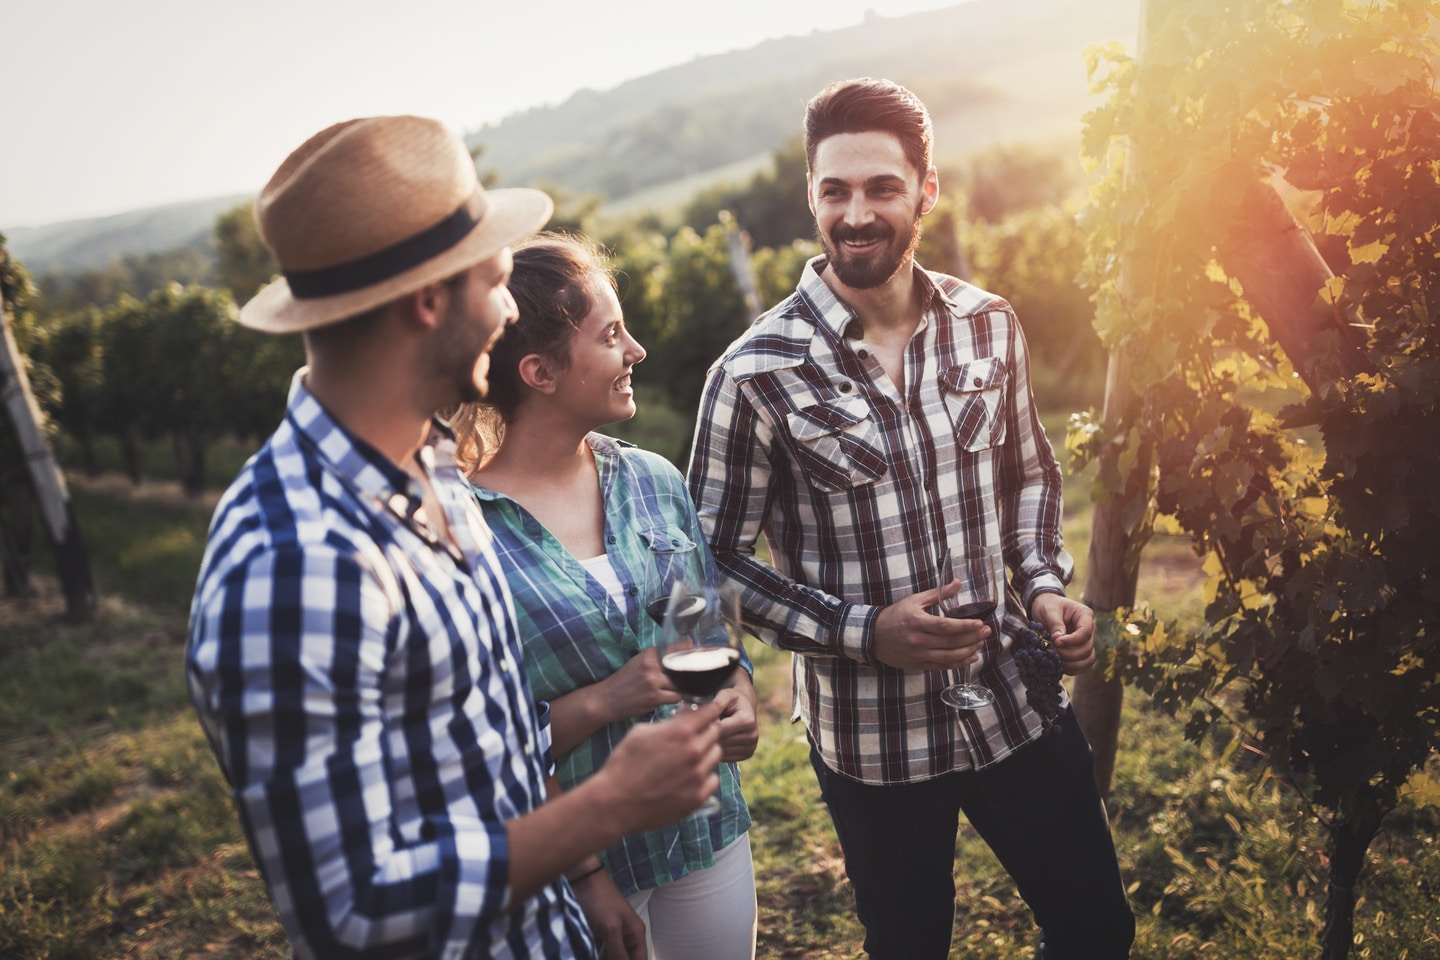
[1013,620,1064,735]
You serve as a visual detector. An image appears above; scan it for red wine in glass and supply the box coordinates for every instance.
[936,547,998,711]
[656,583,743,817]
[645,593,707,632]
[661,646,741,699]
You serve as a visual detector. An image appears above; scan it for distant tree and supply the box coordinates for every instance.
[124,246,214,297]
[750,239,820,314]
[141,285,242,494]
[214,204,275,304]
[96,294,159,483]
[37,262,131,314]
[682,137,813,248]
[469,142,501,189]
[38,307,107,474]
[222,326,303,444]
[914,194,972,284]
[965,204,1105,411]
[613,224,751,434]
[952,143,1081,224]
[38,245,214,313]
[531,182,605,237]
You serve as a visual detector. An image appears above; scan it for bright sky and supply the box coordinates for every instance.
[4,0,967,229]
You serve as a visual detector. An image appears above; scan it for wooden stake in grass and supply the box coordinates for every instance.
[0,287,95,620]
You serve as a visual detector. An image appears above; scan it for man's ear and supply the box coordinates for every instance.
[400,279,451,331]
[517,353,558,395]
[806,172,818,217]
[920,166,940,216]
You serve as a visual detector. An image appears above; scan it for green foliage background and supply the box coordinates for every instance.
[6,1,1440,954]
[1069,0,1440,955]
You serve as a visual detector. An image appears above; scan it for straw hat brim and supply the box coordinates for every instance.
[238,186,554,334]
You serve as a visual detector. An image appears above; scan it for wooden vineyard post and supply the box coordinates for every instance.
[0,290,95,619]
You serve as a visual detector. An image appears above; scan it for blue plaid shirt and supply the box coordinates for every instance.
[187,372,595,960]
[472,433,752,896]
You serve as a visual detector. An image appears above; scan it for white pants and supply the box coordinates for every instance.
[624,831,757,960]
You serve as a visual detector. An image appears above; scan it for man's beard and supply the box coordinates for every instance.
[817,200,924,289]
[437,297,493,406]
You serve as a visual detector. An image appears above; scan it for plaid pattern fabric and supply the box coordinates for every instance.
[472,433,751,896]
[187,372,595,960]
[688,257,1073,784]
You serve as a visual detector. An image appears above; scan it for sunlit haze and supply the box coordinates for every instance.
[4,0,967,228]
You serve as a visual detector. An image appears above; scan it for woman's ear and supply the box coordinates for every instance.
[517,353,558,394]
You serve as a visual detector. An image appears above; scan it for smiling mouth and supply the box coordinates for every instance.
[836,229,890,251]
[615,373,633,391]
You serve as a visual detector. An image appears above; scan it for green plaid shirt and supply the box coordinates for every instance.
[471,433,751,895]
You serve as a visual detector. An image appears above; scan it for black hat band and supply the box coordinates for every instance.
[284,199,480,299]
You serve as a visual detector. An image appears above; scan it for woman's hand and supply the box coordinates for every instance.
[570,868,648,960]
[603,647,681,720]
[548,648,681,756]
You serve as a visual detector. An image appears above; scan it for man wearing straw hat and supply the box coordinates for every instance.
[187,115,723,960]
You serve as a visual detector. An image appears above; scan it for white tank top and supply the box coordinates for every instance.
[580,553,629,618]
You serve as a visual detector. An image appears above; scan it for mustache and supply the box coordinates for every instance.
[831,223,895,244]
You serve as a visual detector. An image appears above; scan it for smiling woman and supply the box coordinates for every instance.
[450,231,761,960]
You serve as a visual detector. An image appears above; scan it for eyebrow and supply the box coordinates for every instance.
[816,174,908,190]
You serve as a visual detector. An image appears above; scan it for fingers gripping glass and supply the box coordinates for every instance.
[656,581,742,817]
[935,545,997,711]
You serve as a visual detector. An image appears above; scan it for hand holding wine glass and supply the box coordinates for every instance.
[935,545,997,711]
[656,581,743,816]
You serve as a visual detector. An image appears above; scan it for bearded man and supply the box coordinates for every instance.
[187,115,724,960]
[686,78,1135,960]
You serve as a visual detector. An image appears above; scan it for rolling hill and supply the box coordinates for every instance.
[5,0,1139,277]
[471,0,1139,198]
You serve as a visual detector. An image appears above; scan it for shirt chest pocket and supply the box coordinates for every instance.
[941,357,1008,452]
[638,524,699,602]
[785,395,888,494]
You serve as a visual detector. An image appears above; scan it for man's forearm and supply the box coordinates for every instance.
[506,775,628,905]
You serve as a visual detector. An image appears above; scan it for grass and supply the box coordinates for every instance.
[3,440,1437,958]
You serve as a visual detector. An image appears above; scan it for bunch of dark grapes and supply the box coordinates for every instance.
[1013,620,1064,735]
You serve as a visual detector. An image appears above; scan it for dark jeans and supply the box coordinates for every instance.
[808,707,1134,960]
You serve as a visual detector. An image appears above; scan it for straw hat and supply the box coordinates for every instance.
[239,115,553,334]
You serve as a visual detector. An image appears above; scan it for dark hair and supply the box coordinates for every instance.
[449,232,616,474]
[804,78,933,177]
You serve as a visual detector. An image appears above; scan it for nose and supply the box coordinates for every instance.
[842,193,874,229]
[624,328,646,364]
[501,286,519,326]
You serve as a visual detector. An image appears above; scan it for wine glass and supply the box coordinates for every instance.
[935,544,997,711]
[656,582,743,816]
[643,540,701,628]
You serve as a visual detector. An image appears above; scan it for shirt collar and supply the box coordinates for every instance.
[798,255,955,342]
[470,431,625,506]
[283,368,439,523]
